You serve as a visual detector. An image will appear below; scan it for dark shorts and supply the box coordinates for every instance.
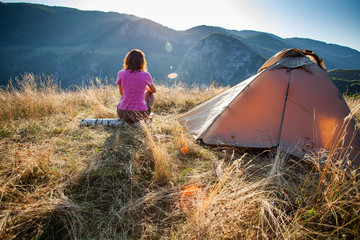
[117,108,151,123]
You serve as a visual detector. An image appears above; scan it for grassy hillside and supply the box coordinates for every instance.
[1,74,360,239]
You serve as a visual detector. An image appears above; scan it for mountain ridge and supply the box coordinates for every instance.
[178,33,266,85]
[1,2,360,88]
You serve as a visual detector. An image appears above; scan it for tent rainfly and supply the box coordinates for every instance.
[179,49,360,167]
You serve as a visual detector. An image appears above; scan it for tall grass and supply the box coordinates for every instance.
[0,73,118,122]
[346,95,360,127]
[0,74,119,239]
[0,74,359,239]
[175,154,289,239]
[141,122,175,182]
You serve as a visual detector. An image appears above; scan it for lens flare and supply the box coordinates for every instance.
[167,73,178,79]
[180,186,205,214]
[165,41,173,52]
[181,146,189,154]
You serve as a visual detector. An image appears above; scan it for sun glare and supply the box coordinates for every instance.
[317,116,339,149]
[167,73,178,79]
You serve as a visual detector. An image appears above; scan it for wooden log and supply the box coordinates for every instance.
[80,118,130,127]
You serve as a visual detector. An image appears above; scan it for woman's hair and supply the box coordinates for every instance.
[123,49,147,72]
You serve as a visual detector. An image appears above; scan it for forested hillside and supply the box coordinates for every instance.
[328,69,360,95]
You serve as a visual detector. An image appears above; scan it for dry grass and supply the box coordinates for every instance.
[0,74,118,239]
[346,95,360,127]
[0,74,359,239]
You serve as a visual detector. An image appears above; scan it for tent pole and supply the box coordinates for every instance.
[275,69,292,147]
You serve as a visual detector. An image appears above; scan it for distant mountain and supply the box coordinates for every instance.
[183,25,229,44]
[238,33,291,58]
[328,69,360,95]
[0,2,188,86]
[178,33,266,85]
[0,2,139,46]
[1,2,360,89]
[285,38,360,70]
[227,29,264,38]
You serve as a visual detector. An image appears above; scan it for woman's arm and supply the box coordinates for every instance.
[118,85,123,96]
[147,82,156,93]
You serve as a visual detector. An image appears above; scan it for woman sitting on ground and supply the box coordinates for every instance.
[116,49,156,123]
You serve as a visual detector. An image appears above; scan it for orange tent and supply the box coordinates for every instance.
[179,49,360,167]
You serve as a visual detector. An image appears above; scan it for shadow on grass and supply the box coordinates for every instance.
[39,125,148,239]
[38,123,183,240]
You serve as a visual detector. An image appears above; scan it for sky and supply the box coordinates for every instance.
[4,0,360,51]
